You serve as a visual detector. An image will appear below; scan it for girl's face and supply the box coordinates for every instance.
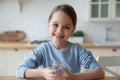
[48,11,75,43]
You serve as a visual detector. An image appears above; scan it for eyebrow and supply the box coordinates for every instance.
[50,21,73,27]
[64,22,73,26]
[52,22,72,26]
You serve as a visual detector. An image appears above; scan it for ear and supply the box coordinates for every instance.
[70,27,75,37]
[72,26,75,33]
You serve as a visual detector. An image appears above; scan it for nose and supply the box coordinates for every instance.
[56,26,63,34]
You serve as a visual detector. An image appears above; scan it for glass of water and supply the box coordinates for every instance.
[52,62,63,76]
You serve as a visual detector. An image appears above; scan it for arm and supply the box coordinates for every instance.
[78,47,105,79]
[61,68,104,80]
[24,68,43,78]
[16,47,43,78]
[24,68,59,79]
[73,68,104,80]
[17,55,59,79]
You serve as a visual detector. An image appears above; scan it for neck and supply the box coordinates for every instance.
[52,41,68,50]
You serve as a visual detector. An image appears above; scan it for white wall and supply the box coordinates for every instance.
[0,0,120,42]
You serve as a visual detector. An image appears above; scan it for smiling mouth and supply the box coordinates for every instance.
[54,34,64,39]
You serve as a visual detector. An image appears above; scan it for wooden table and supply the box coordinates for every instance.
[0,76,120,80]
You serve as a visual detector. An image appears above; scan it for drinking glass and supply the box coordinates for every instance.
[52,62,63,76]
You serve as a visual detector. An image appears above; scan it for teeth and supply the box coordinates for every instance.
[55,34,64,38]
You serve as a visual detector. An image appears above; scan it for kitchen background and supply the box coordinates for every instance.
[0,0,120,42]
[0,0,120,77]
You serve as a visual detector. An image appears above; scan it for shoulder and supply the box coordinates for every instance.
[68,42,92,55]
[30,41,52,56]
[68,42,83,50]
[30,41,51,52]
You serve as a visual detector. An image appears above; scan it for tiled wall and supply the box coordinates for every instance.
[0,0,120,42]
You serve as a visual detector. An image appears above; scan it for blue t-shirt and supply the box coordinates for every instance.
[16,41,101,78]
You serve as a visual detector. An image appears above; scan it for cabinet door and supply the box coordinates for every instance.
[2,49,30,76]
[89,0,110,21]
[0,49,5,76]
[89,0,120,21]
[113,0,120,20]
[90,0,99,18]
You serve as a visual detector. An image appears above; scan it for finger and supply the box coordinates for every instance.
[62,68,69,75]
[55,75,63,80]
[50,69,59,74]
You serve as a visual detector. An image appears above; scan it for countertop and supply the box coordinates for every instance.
[0,42,120,49]
[0,42,36,49]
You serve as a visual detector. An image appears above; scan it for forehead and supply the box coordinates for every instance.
[50,11,73,24]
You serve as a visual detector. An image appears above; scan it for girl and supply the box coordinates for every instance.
[16,4,104,80]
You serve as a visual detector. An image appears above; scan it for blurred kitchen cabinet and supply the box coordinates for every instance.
[0,49,31,76]
[89,0,120,21]
[90,48,120,76]
[89,49,120,58]
[0,50,3,75]
[6,49,30,76]
[0,49,6,76]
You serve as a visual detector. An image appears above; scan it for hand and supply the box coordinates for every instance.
[40,68,60,80]
[61,68,74,80]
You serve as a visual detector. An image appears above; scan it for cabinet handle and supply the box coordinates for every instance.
[112,49,117,52]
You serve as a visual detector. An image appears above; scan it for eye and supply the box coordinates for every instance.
[52,24,58,28]
[64,26,70,29]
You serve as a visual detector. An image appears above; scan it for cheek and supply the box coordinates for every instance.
[64,32,72,38]
[68,32,72,37]
[68,30,74,35]
[49,27,54,35]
